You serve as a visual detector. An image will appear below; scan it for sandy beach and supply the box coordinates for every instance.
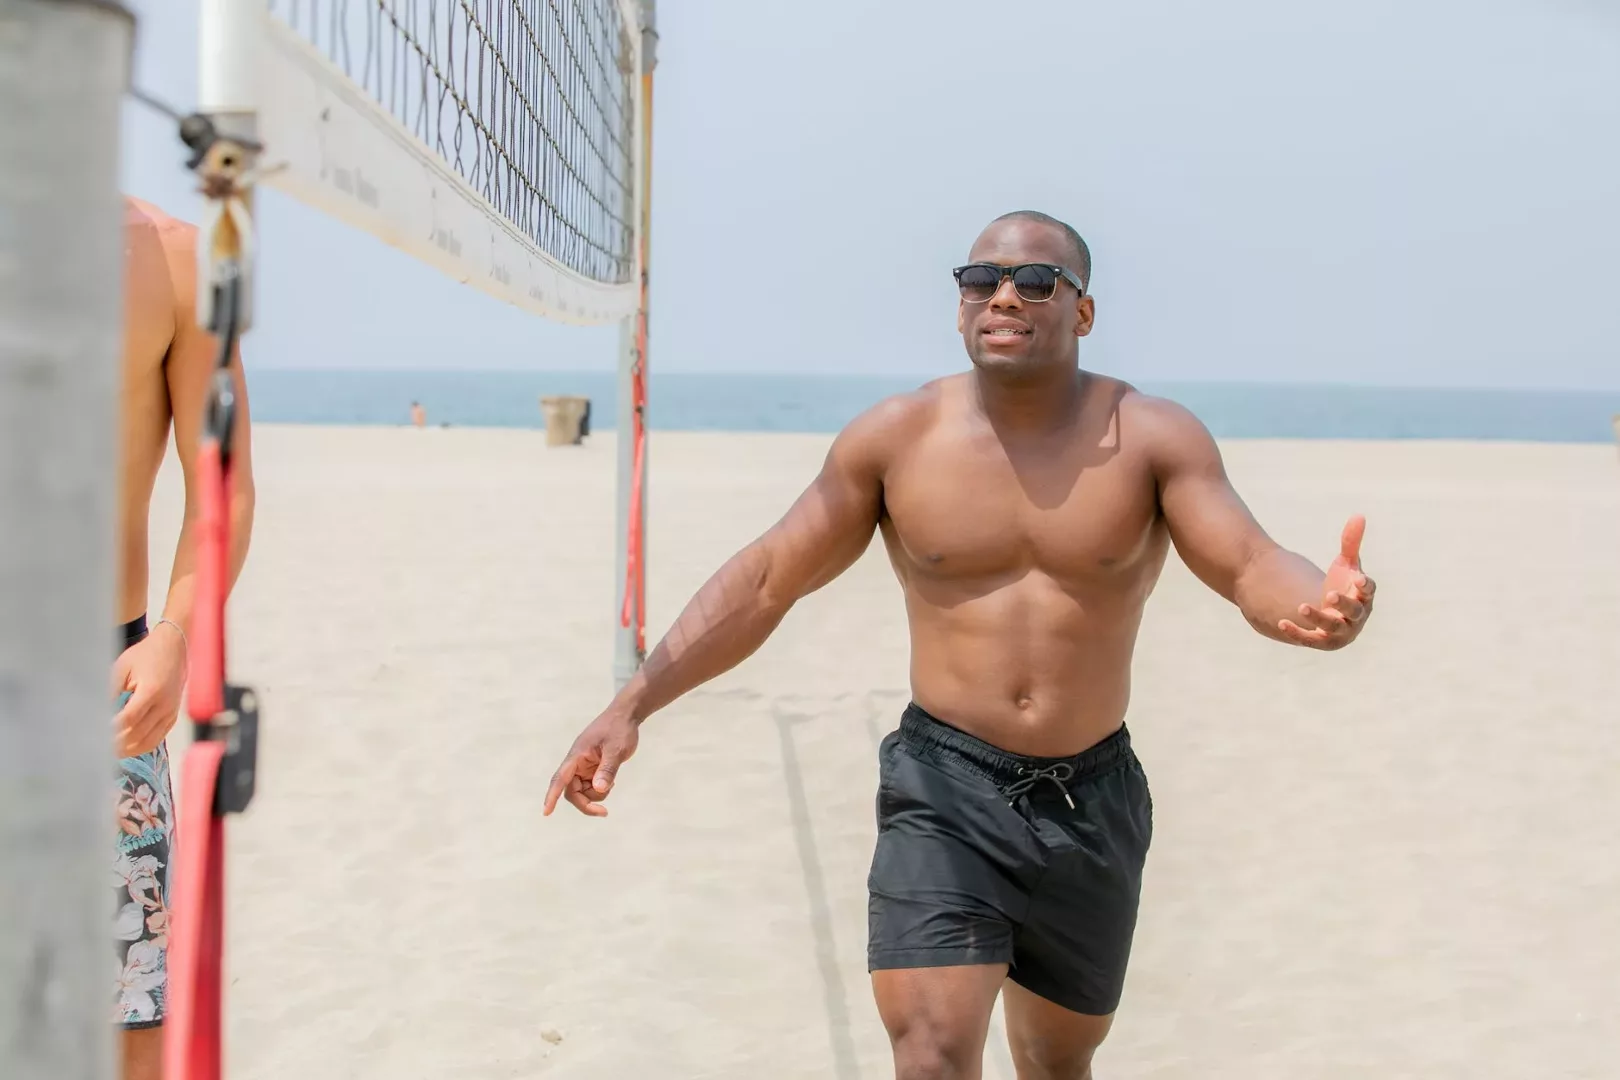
[143,423,1620,1079]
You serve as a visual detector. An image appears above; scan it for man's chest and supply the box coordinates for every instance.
[880,435,1164,581]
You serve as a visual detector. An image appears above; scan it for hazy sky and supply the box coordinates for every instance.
[119,0,1618,389]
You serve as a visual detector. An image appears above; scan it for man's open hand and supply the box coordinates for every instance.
[544,708,641,818]
[1278,515,1376,650]
[111,622,188,757]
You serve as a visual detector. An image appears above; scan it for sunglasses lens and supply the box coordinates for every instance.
[1012,264,1059,301]
[956,265,1002,302]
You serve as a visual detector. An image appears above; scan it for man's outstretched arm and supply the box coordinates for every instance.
[1142,396,1375,650]
[619,411,888,721]
[545,397,914,816]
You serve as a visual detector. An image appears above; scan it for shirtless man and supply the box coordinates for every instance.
[112,196,256,1080]
[544,210,1375,1078]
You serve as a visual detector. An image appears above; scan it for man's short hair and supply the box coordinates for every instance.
[990,210,1092,288]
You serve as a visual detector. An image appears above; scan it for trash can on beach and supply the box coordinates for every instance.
[540,395,591,446]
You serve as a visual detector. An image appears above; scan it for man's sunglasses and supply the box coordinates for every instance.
[952,262,1087,304]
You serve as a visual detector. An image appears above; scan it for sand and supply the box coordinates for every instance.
[142,424,1620,1079]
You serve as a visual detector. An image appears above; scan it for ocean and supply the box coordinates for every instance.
[246,369,1620,444]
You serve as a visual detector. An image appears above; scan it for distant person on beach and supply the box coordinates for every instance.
[546,210,1376,1078]
[411,400,426,428]
[112,196,257,1080]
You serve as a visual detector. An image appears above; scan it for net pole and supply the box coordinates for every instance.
[615,0,659,690]
[0,2,134,1078]
[196,0,260,327]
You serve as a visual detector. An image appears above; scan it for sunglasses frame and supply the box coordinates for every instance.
[952,261,1087,303]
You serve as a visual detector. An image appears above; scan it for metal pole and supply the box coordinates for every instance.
[196,0,261,332]
[613,336,638,691]
[0,2,135,1079]
[615,0,658,690]
[612,329,638,688]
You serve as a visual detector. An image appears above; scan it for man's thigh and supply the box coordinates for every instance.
[872,964,1008,1078]
[121,1026,163,1080]
[1001,979,1114,1079]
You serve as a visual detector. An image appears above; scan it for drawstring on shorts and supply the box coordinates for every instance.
[1003,763,1077,809]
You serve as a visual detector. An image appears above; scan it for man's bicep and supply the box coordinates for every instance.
[758,419,888,601]
[1150,402,1272,601]
[162,227,253,487]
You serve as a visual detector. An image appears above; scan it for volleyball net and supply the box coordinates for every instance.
[176,0,656,684]
[251,0,644,323]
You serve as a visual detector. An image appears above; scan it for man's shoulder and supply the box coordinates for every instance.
[123,198,165,265]
[124,197,159,236]
[846,375,956,436]
[1117,385,1211,437]
[125,196,193,237]
[1114,386,1222,471]
[124,196,198,273]
[828,376,955,471]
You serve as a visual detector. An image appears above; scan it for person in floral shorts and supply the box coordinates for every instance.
[109,196,258,1079]
[113,615,175,1031]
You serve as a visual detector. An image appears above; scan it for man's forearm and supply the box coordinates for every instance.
[614,543,792,724]
[159,487,256,634]
[1233,544,1326,643]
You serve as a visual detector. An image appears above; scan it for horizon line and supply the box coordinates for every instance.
[244,368,1620,397]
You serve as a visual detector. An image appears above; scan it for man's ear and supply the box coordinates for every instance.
[1075,293,1095,338]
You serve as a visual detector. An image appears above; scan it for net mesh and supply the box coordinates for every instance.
[267,0,637,285]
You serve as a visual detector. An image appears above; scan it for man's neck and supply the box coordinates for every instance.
[971,362,1087,436]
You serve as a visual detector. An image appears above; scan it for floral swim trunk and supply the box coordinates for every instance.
[113,615,174,1029]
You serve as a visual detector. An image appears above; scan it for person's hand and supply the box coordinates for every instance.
[1279,515,1376,650]
[543,706,641,818]
[111,622,188,758]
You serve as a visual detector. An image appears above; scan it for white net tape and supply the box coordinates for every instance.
[254,0,642,323]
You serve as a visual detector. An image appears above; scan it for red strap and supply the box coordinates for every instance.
[169,430,233,1079]
[620,301,649,653]
[163,740,227,1080]
[186,438,228,722]
[620,421,646,640]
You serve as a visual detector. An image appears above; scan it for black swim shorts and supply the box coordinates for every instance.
[867,703,1153,1016]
